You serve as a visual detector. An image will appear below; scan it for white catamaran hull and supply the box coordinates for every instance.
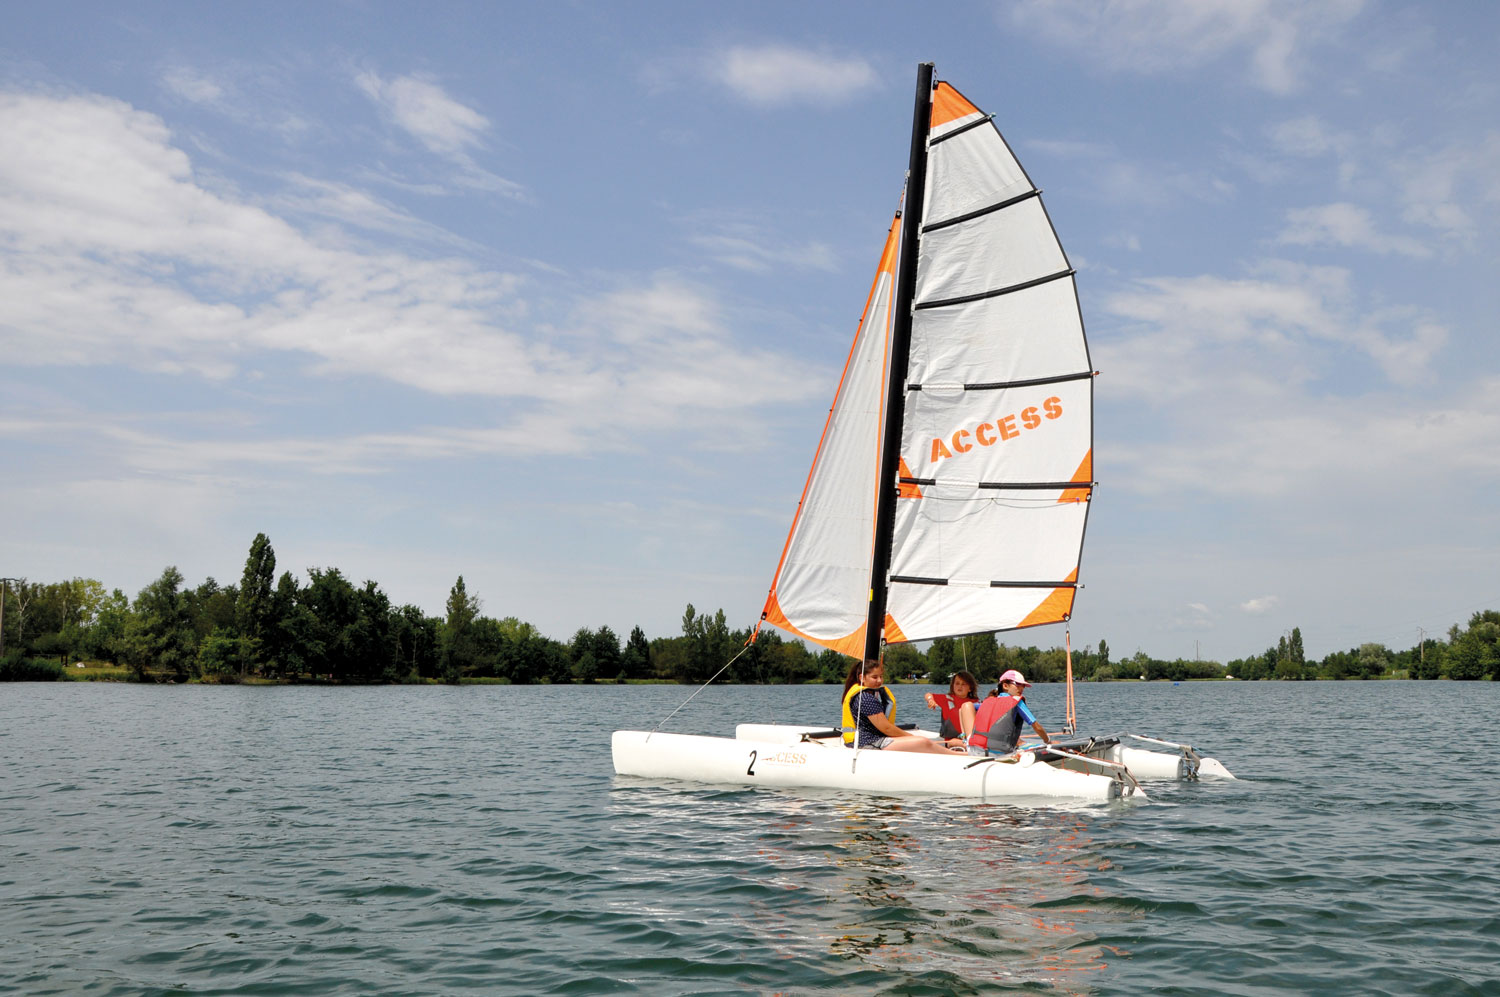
[612,729,1140,801]
[1030,733,1237,781]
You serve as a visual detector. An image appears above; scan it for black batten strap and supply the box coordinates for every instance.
[923,188,1041,233]
[863,62,935,665]
[915,268,1074,311]
[908,369,1094,392]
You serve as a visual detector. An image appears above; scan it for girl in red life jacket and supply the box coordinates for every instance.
[924,670,978,743]
[960,669,1053,756]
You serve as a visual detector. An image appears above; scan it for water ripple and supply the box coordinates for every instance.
[2,682,1499,994]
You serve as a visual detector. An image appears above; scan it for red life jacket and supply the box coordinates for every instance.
[968,695,1022,752]
[933,693,977,740]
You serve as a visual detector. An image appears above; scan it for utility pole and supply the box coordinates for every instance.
[0,578,19,659]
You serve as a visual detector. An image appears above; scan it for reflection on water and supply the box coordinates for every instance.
[821,800,1118,993]
[611,782,1131,993]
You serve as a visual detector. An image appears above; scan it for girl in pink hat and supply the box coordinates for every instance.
[960,669,1053,756]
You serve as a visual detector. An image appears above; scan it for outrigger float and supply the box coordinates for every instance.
[613,63,1233,801]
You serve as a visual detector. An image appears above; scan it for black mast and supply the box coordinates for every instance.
[863,61,934,664]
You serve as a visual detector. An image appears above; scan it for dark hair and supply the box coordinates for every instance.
[949,670,979,700]
[843,658,882,698]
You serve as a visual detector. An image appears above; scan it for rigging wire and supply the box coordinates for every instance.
[647,642,753,740]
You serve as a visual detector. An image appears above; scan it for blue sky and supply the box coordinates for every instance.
[3,1,1497,661]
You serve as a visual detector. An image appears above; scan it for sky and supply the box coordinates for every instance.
[3,1,1498,662]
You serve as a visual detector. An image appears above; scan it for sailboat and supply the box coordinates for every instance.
[612,63,1227,801]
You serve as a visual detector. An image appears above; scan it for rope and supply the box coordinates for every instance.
[647,642,754,740]
[1064,626,1077,734]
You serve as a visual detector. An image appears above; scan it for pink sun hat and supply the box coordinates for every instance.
[998,669,1031,687]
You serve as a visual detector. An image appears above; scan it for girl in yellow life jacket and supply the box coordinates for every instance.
[840,660,966,754]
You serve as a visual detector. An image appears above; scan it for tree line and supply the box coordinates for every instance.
[2,534,1497,683]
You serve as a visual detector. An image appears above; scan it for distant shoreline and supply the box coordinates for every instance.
[13,661,1455,686]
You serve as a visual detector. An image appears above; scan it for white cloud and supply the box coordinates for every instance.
[1023,136,1233,208]
[1269,115,1354,159]
[1168,601,1217,631]
[160,66,224,105]
[1240,595,1280,614]
[0,89,822,468]
[355,71,488,156]
[353,71,523,196]
[1009,0,1366,95]
[712,45,877,106]
[1100,262,1447,393]
[687,227,837,273]
[1394,132,1500,238]
[1087,259,1500,510]
[1277,202,1430,257]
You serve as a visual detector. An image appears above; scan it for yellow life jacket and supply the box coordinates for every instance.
[840,683,896,746]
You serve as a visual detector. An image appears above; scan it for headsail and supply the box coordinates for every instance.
[761,70,1093,656]
[759,218,901,657]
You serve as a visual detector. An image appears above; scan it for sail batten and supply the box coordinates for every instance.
[915,268,1074,311]
[910,369,1093,392]
[928,113,994,146]
[923,189,1043,233]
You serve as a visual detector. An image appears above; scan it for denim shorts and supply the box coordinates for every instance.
[863,736,895,750]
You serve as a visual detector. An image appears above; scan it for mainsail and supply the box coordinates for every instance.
[760,67,1093,657]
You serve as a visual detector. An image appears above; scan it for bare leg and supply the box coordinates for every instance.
[884,735,965,755]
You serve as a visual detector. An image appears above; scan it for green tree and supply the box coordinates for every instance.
[1355,642,1392,679]
[129,566,196,681]
[884,642,924,681]
[1445,614,1499,680]
[958,632,999,676]
[676,604,730,683]
[84,588,131,662]
[186,578,239,663]
[1320,648,1356,680]
[302,568,360,681]
[927,638,957,680]
[351,580,399,682]
[235,533,276,671]
[591,626,621,681]
[196,629,245,683]
[816,648,847,684]
[1408,636,1444,680]
[394,605,440,679]
[569,626,597,683]
[440,575,480,683]
[2,579,37,654]
[261,572,308,679]
[622,625,651,679]
[1288,626,1305,666]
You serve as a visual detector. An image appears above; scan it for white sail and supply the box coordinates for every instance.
[760,220,900,657]
[886,81,1093,641]
[761,78,1093,652]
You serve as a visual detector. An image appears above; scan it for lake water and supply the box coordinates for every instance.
[3,680,1498,995]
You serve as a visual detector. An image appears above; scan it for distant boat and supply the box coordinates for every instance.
[613,63,1228,799]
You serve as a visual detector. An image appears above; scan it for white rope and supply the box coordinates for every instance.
[647,643,753,740]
